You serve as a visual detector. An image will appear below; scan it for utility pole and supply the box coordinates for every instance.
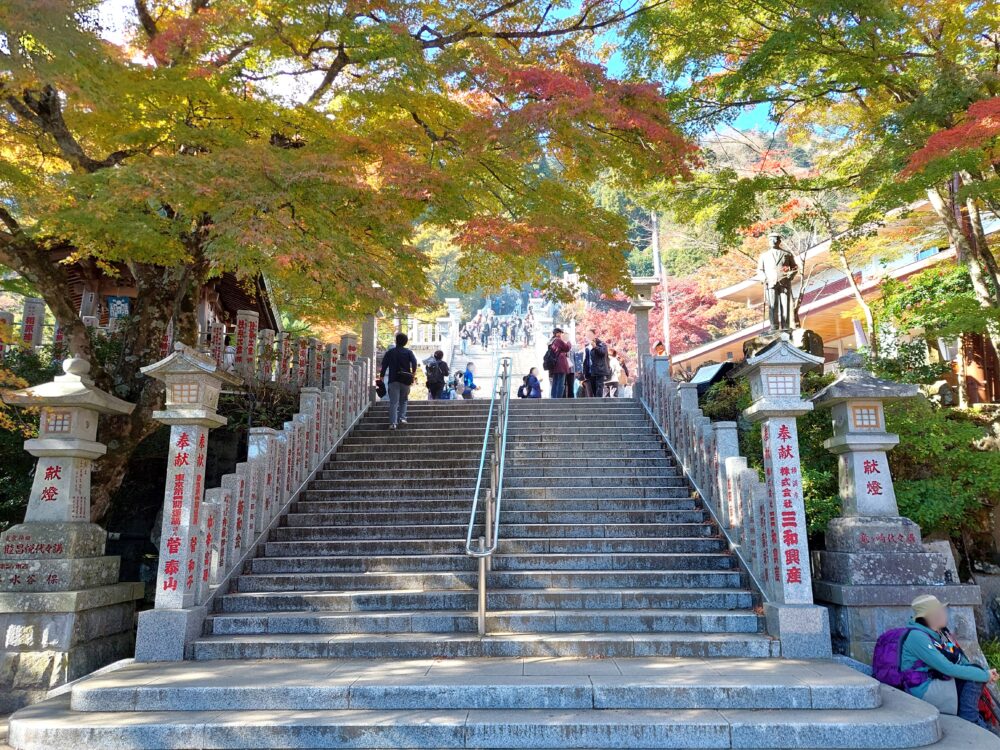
[651,211,670,358]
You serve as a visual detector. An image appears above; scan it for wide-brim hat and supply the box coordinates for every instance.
[553,327,565,334]
[911,594,947,619]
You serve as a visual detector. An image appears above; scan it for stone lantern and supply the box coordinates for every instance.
[811,352,919,518]
[811,352,982,661]
[0,357,143,710]
[135,344,240,661]
[629,276,658,388]
[742,338,832,658]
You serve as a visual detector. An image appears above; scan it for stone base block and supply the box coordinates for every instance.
[1,627,136,713]
[825,516,925,553]
[1,523,107,560]
[0,581,142,712]
[764,602,833,659]
[815,581,983,664]
[135,605,208,661]
[0,555,121,592]
[814,549,947,586]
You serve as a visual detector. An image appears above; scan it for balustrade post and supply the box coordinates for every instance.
[276,332,292,386]
[234,310,259,379]
[249,427,279,530]
[257,329,275,383]
[208,486,233,586]
[136,344,241,661]
[742,338,830,658]
[295,337,309,390]
[221,472,247,578]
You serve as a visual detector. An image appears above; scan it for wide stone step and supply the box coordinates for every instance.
[68,657,881,713]
[505,486,691,499]
[333,449,484,461]
[207,608,763,636]
[13,685,982,749]
[236,569,746,592]
[218,587,756,613]
[505,447,667,459]
[189,630,780,659]
[262,536,724,558]
[284,509,708,527]
[503,475,686,488]
[288,497,700,513]
[506,455,676,466]
[273,521,718,541]
[251,551,734,574]
[317,467,481,480]
[301,487,476,500]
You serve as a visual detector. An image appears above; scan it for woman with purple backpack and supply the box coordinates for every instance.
[878,594,997,730]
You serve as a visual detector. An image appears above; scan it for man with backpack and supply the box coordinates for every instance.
[873,594,997,730]
[379,332,418,429]
[424,350,449,400]
[544,328,571,399]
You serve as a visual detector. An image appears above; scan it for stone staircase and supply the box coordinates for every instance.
[191,397,771,660]
[8,398,999,749]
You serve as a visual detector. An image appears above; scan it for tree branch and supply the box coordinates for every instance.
[5,85,139,173]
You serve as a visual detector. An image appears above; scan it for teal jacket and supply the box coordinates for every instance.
[900,620,989,698]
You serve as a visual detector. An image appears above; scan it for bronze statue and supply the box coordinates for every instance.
[755,233,798,330]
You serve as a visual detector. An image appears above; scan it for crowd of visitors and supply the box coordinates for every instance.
[377,317,634,413]
[536,326,632,398]
[460,310,534,353]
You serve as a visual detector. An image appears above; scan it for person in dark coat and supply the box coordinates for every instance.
[587,330,611,398]
[548,328,572,399]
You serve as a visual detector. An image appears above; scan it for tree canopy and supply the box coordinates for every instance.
[0,0,696,518]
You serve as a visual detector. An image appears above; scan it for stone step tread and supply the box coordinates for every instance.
[257,552,733,563]
[219,588,757,611]
[14,685,950,749]
[208,607,760,620]
[188,631,781,659]
[68,658,880,712]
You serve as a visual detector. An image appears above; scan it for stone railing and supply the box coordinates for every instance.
[134,329,373,661]
[638,341,833,659]
[640,360,769,597]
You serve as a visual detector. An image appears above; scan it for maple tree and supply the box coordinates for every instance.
[580,279,725,370]
[0,0,694,518]
[626,0,1000,353]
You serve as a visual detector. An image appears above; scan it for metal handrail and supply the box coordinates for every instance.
[463,355,513,635]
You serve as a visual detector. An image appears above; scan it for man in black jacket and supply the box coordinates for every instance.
[380,333,418,429]
[587,330,611,398]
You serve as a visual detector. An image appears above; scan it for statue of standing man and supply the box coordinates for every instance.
[756,233,798,330]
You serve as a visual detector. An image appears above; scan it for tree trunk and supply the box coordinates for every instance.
[835,248,877,356]
[89,263,202,521]
[927,185,1000,360]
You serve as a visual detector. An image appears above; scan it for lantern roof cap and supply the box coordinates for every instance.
[745,336,824,370]
[141,343,242,385]
[2,357,135,414]
[812,351,920,408]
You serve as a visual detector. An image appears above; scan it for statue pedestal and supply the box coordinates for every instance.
[0,522,143,712]
[743,328,824,363]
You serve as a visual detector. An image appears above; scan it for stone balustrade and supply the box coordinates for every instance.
[134,331,373,661]
[639,339,833,659]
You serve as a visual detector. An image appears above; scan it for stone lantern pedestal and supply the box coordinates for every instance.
[811,353,982,661]
[0,358,143,711]
[742,339,832,658]
[135,344,241,661]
